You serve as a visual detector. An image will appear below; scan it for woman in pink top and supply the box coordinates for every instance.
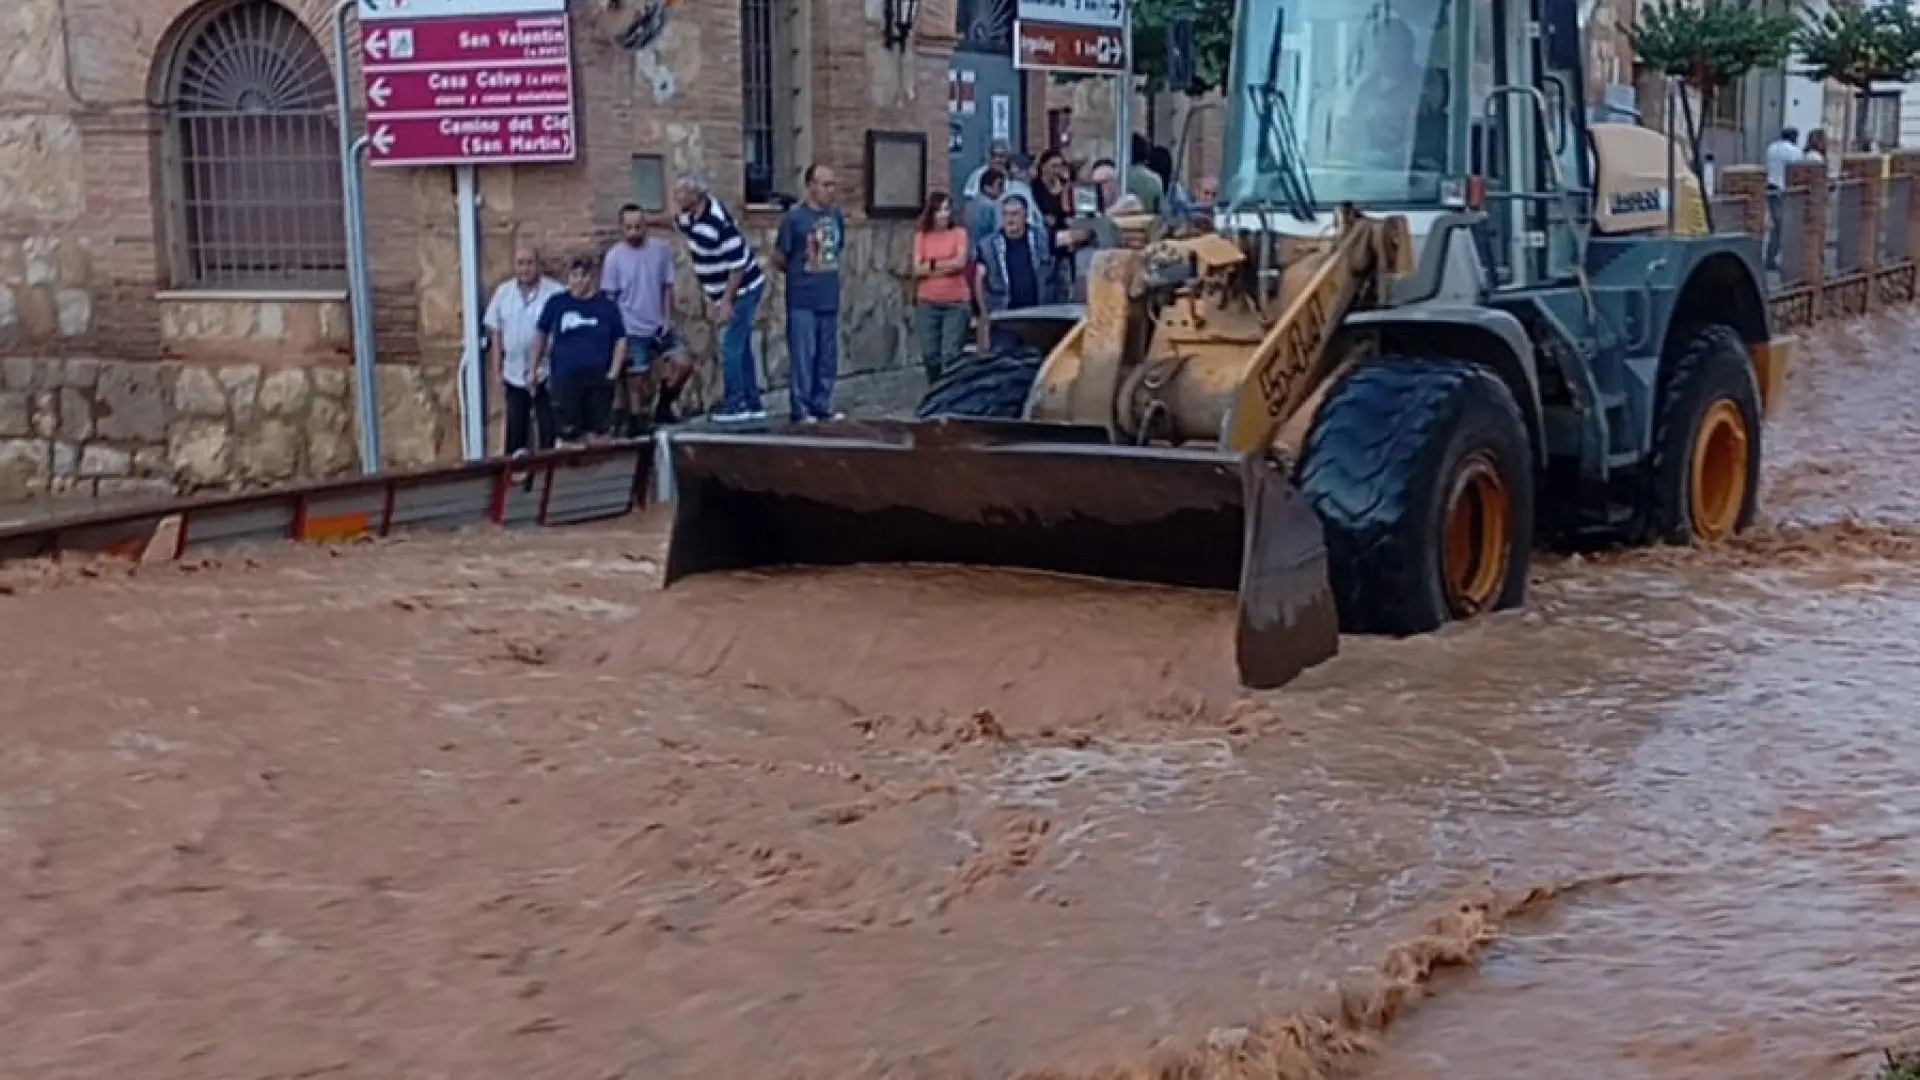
[912,192,974,382]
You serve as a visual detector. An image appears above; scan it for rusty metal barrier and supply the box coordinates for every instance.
[0,441,652,567]
[1830,178,1868,277]
[1884,175,1914,264]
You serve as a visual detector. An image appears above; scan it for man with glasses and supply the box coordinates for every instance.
[770,163,847,423]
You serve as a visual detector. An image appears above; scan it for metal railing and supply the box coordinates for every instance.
[1829,178,1868,277]
[1772,188,1810,288]
[1708,194,1750,235]
[1883,175,1913,264]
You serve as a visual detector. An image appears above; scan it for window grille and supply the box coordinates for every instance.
[165,0,347,288]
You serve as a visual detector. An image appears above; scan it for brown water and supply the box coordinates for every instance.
[4,315,1920,1078]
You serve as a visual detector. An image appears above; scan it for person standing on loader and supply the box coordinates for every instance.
[532,254,627,445]
[770,164,848,423]
[483,245,563,458]
[672,173,769,424]
[600,204,687,436]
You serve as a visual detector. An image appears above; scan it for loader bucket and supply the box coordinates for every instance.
[662,419,1339,690]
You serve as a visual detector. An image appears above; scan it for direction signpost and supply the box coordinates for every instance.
[1012,0,1132,174]
[359,0,577,168]
[1012,0,1127,74]
[347,0,580,463]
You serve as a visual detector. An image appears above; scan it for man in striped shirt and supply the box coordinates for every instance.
[671,173,768,423]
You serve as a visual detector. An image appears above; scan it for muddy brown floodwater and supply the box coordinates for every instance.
[7,317,1920,1080]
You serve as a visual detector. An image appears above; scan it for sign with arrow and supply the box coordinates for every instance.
[1014,19,1127,73]
[360,0,576,167]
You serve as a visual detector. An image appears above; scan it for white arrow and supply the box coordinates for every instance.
[370,125,395,153]
[365,30,387,60]
[368,78,392,107]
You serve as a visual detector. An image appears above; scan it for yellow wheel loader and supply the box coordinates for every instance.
[662,0,1794,690]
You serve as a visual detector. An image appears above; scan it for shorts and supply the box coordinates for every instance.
[625,327,685,374]
[550,368,613,440]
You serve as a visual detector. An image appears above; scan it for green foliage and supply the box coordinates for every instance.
[1628,0,1799,91]
[1129,0,1236,92]
[1051,0,1234,95]
[1795,0,1920,91]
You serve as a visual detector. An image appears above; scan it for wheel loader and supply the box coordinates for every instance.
[660,0,1793,691]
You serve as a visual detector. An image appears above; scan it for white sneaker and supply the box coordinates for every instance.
[711,408,768,423]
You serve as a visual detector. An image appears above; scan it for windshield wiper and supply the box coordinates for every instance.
[1249,4,1317,222]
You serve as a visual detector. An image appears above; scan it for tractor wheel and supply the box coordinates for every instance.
[1295,358,1535,635]
[915,347,1045,420]
[1640,323,1763,546]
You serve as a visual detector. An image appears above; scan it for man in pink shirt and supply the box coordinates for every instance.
[600,203,688,435]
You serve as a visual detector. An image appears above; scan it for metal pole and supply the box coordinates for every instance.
[334,0,382,473]
[455,164,485,460]
[1114,0,1133,174]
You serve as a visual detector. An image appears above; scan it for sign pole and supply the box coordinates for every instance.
[1114,0,1132,175]
[333,0,382,473]
[455,163,486,460]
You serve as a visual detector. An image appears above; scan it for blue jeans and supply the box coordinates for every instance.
[785,306,840,420]
[719,286,764,413]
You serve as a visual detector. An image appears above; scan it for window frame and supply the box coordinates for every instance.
[155,0,348,292]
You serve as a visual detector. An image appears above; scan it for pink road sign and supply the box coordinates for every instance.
[360,0,577,167]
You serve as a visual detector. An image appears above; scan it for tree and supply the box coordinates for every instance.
[1128,0,1236,94]
[1051,0,1234,96]
[1629,0,1798,173]
[1795,0,1920,148]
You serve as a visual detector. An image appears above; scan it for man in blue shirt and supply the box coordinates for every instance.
[532,254,627,445]
[770,163,847,423]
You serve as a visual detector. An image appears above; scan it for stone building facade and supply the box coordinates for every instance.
[0,0,959,501]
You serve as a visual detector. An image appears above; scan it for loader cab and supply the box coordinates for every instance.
[1217,0,1594,288]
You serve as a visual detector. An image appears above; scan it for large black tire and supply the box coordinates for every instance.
[1639,323,1763,546]
[1295,358,1536,636]
[915,348,1045,419]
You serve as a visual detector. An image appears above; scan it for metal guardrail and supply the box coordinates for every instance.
[1883,175,1913,264]
[1830,178,1868,276]
[0,441,653,566]
[1774,188,1811,288]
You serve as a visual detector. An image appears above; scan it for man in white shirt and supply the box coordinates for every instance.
[1763,128,1801,273]
[483,246,565,457]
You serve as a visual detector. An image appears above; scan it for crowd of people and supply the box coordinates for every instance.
[483,138,1218,457]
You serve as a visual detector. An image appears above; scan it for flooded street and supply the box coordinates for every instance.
[5,316,1920,1078]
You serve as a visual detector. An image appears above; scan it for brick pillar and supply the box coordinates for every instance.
[1718,164,1766,237]
[1893,149,1920,266]
[1842,152,1883,291]
[1787,160,1827,297]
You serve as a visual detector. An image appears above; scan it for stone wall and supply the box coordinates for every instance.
[0,355,464,502]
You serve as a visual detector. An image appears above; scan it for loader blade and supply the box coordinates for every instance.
[662,420,1339,689]
[1234,452,1340,689]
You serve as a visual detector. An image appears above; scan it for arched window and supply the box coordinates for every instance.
[162,0,346,289]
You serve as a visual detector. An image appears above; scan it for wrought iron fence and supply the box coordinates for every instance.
[1829,178,1867,277]
[1709,194,1750,236]
[1773,188,1809,288]
[1883,175,1913,264]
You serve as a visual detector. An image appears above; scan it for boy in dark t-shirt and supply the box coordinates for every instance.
[533,255,628,444]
